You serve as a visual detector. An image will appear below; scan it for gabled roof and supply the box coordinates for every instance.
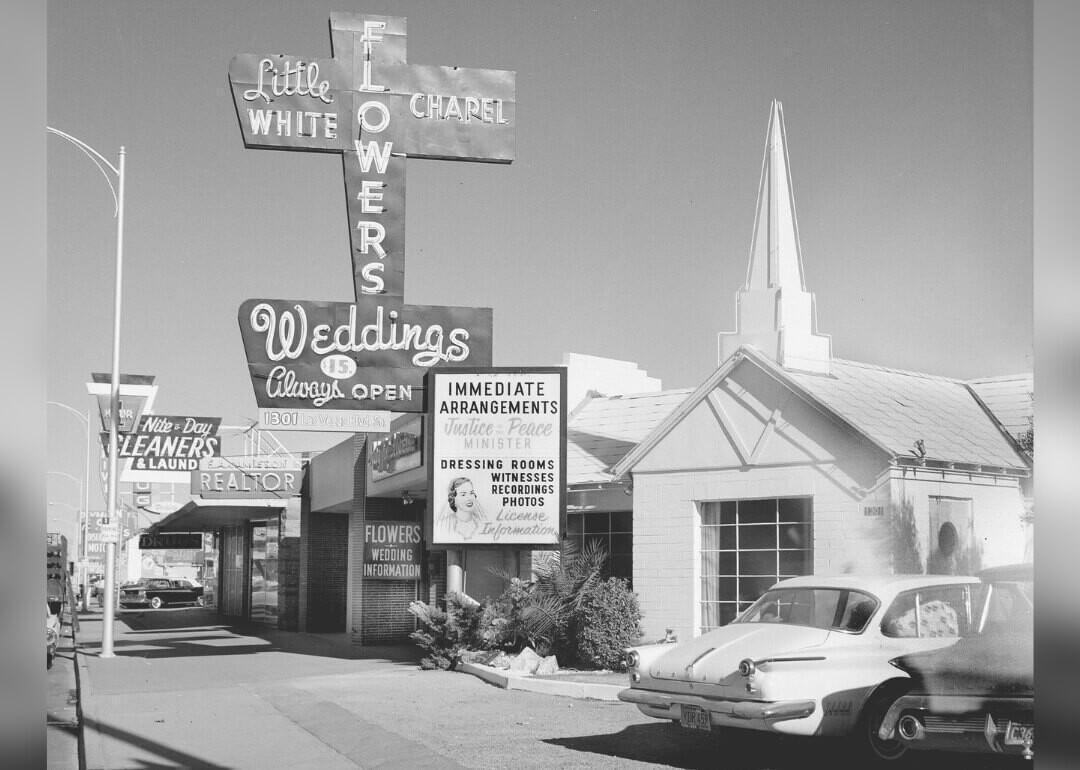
[786,358,1030,471]
[967,374,1033,438]
[610,346,1030,479]
[566,389,691,485]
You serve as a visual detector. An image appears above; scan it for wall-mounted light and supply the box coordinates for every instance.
[623,482,634,497]
[402,491,414,505]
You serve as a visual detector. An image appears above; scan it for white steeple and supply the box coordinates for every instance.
[718,100,832,374]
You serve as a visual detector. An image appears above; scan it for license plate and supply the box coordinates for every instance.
[679,704,711,731]
[1004,721,1033,746]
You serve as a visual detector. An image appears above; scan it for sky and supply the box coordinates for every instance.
[45,0,1032,524]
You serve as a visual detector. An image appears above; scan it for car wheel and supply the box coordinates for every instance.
[857,683,909,763]
[149,596,163,610]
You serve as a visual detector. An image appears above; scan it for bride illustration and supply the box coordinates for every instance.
[438,477,487,539]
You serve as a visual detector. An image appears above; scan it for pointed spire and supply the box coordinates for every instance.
[719,100,831,374]
[745,100,805,292]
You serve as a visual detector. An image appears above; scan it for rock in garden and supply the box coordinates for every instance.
[510,646,543,674]
[535,655,560,675]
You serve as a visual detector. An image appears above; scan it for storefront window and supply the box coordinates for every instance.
[250,517,279,624]
[699,497,813,633]
[565,510,632,586]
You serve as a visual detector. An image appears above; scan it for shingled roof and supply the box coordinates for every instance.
[786,357,1030,471]
[587,348,1031,483]
[967,374,1034,439]
[566,389,690,485]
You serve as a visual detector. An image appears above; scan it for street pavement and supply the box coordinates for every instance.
[62,605,660,770]
[54,605,1028,770]
[46,603,81,770]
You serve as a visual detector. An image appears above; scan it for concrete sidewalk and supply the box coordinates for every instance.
[67,607,619,769]
[72,608,425,769]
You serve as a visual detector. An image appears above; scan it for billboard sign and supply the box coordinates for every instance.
[139,533,204,550]
[428,368,566,547]
[362,521,422,580]
[369,416,423,481]
[112,415,222,472]
[258,407,391,433]
[87,373,157,434]
[239,299,492,413]
[229,14,514,420]
[192,456,303,500]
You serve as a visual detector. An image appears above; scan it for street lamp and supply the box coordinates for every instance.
[47,401,93,611]
[48,126,126,658]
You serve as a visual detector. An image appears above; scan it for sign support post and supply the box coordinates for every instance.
[101,145,126,659]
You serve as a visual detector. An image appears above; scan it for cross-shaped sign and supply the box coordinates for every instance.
[229,13,514,304]
[228,13,515,413]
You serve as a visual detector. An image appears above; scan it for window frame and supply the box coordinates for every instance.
[698,496,814,633]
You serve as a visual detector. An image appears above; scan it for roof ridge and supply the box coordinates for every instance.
[584,387,694,401]
[967,373,1034,384]
[828,357,965,383]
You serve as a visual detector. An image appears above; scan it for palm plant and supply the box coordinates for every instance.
[518,537,609,656]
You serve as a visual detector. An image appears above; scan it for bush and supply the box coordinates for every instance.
[570,577,642,670]
[408,591,482,670]
[476,578,532,652]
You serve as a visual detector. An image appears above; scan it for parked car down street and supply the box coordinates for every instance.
[46,603,61,669]
[877,563,1034,760]
[119,578,204,609]
[619,573,981,762]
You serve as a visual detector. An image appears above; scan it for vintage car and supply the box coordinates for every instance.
[119,578,204,609]
[46,603,61,669]
[877,563,1033,760]
[618,574,981,761]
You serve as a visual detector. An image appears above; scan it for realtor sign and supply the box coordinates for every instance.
[428,368,566,548]
[230,13,513,415]
[193,456,303,499]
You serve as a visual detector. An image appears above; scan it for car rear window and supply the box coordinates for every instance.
[881,584,974,638]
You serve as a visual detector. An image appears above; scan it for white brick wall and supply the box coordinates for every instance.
[630,464,1026,641]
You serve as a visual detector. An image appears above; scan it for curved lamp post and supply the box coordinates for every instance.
[47,402,92,611]
[48,126,126,658]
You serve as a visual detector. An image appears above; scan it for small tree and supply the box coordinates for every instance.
[885,498,922,574]
[1017,415,1033,456]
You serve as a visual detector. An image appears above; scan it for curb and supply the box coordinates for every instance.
[458,663,625,701]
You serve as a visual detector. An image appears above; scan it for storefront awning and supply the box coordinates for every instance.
[150,498,286,532]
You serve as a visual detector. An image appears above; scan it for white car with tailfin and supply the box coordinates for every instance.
[619,573,980,762]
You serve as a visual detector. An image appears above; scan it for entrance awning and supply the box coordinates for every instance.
[150,498,286,532]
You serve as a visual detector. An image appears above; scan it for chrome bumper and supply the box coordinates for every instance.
[618,687,816,722]
[879,694,1033,739]
[878,694,1034,759]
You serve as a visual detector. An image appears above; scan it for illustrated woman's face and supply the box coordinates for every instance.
[453,482,476,512]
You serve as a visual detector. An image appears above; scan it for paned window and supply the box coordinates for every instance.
[699,497,812,633]
[565,510,633,586]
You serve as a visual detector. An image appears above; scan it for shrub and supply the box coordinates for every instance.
[408,591,482,670]
[476,577,532,652]
[570,577,642,670]
[519,538,608,657]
